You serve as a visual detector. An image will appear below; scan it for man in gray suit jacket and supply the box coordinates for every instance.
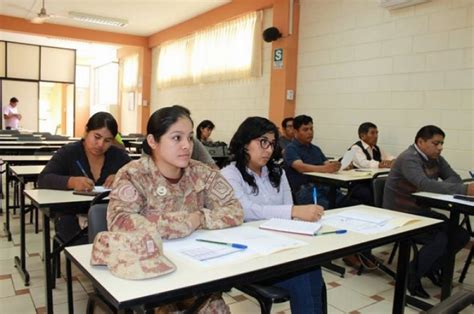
[383,125,472,299]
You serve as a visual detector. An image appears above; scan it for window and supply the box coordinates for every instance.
[94,62,118,106]
[157,11,262,88]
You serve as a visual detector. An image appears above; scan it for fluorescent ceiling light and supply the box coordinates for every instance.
[68,11,128,27]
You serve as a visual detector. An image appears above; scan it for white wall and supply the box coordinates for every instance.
[150,9,273,144]
[297,0,473,175]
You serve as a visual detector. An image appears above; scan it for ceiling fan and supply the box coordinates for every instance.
[27,0,128,27]
[30,0,62,24]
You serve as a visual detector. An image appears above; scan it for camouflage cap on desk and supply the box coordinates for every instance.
[90,231,176,280]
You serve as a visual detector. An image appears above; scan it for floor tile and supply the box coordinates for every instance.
[227,299,260,313]
[0,277,15,297]
[327,285,376,312]
[341,271,393,296]
[29,280,88,308]
[0,293,36,313]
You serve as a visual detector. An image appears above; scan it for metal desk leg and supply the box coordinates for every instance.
[43,212,53,314]
[441,208,460,300]
[393,239,409,314]
[13,181,30,286]
[66,257,73,314]
[4,164,11,241]
[393,240,432,312]
[328,186,337,209]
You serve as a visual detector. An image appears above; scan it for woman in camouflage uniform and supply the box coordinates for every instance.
[107,105,244,313]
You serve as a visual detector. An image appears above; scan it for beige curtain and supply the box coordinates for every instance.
[122,54,139,91]
[157,11,262,88]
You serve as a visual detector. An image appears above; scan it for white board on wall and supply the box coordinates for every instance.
[2,80,38,131]
[0,42,5,77]
[41,47,75,83]
[6,43,40,80]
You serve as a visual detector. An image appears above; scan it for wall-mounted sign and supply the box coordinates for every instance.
[273,48,283,69]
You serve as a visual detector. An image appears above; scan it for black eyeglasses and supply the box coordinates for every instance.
[285,124,294,129]
[257,138,276,150]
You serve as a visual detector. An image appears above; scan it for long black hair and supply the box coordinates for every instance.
[228,117,282,195]
[196,120,215,141]
[86,112,118,137]
[142,105,193,155]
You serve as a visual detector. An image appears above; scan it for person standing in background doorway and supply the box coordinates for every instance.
[3,97,22,130]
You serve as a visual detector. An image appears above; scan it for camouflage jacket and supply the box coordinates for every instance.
[107,155,244,239]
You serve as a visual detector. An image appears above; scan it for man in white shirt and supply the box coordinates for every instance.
[350,122,394,169]
[3,97,22,130]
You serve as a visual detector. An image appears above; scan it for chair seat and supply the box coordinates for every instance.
[235,283,290,303]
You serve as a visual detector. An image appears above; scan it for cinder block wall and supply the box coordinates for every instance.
[297,0,473,175]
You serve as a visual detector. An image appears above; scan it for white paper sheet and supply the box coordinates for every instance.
[321,209,417,235]
[340,150,355,170]
[164,226,308,266]
[93,186,111,193]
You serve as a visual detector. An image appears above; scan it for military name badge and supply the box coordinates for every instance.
[156,186,167,196]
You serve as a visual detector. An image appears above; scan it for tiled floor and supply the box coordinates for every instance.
[0,198,473,313]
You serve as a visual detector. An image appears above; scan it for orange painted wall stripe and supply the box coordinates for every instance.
[148,0,274,47]
[0,15,147,46]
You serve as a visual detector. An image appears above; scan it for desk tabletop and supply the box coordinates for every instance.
[413,192,474,208]
[65,205,440,308]
[24,189,96,206]
[305,168,389,182]
[0,155,52,162]
[0,145,61,150]
[0,140,73,146]
[10,165,45,176]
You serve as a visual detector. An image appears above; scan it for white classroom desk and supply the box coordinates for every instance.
[24,189,102,314]
[0,146,61,154]
[412,191,474,300]
[0,140,73,146]
[65,205,442,314]
[8,166,46,286]
[304,168,390,208]
[0,155,52,163]
[304,168,390,182]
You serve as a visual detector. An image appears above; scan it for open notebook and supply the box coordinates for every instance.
[260,218,322,236]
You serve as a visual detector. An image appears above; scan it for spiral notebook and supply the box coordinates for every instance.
[259,218,322,236]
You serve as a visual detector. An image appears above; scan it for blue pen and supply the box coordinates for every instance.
[314,229,347,236]
[75,160,90,179]
[312,187,318,204]
[196,239,247,249]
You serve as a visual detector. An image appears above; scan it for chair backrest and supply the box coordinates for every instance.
[88,203,108,243]
[372,174,388,208]
[87,191,111,243]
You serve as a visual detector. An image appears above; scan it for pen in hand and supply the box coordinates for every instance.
[312,187,318,205]
[196,239,248,249]
[314,229,347,236]
[75,160,91,179]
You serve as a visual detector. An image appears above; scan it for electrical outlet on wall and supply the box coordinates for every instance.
[286,89,294,101]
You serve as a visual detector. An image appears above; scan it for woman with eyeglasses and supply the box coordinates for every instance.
[221,117,325,314]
